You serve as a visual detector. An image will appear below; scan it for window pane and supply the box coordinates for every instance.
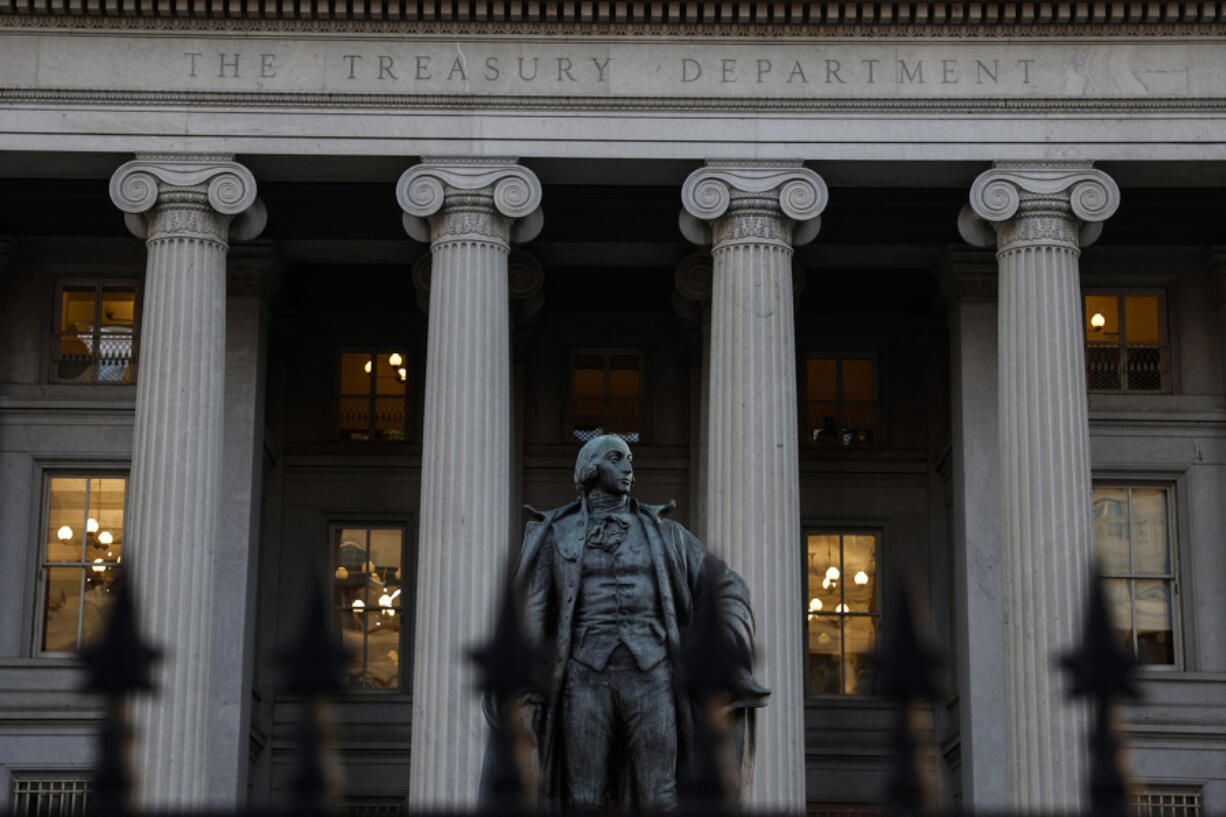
[373,397,406,441]
[1092,488,1131,574]
[807,534,842,607]
[46,478,87,563]
[607,398,640,436]
[608,368,640,399]
[336,609,366,688]
[1124,296,1161,343]
[1134,580,1174,665]
[87,478,125,566]
[374,354,406,397]
[80,566,120,649]
[843,535,877,614]
[1085,295,1120,341]
[843,616,878,694]
[365,610,401,689]
[1131,489,1170,574]
[99,288,135,329]
[609,353,639,371]
[335,530,369,607]
[340,353,372,395]
[42,566,84,652]
[806,403,839,443]
[1102,578,1134,653]
[1086,345,1122,391]
[806,359,837,401]
[573,367,604,398]
[573,397,605,431]
[842,359,873,402]
[60,288,96,333]
[807,614,841,694]
[1124,345,1165,392]
[843,402,875,445]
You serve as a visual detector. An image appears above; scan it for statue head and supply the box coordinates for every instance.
[573,435,635,496]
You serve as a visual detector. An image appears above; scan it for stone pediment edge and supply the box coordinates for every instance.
[4,88,1226,113]
[1,13,1226,36]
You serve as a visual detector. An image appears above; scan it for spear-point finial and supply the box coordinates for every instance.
[1061,571,1140,817]
[874,581,941,817]
[79,578,160,817]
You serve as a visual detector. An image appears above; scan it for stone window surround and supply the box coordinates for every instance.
[800,523,887,699]
[1082,287,1171,395]
[566,346,647,445]
[328,518,416,696]
[798,351,880,449]
[30,467,129,659]
[43,267,142,389]
[335,347,417,444]
[1091,477,1186,672]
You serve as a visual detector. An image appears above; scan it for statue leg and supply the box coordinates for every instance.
[619,660,678,814]
[562,659,614,812]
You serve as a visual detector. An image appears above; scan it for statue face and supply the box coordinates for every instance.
[592,437,634,496]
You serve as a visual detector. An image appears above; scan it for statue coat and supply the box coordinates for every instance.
[508,497,766,809]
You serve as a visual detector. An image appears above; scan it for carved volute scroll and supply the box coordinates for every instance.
[961,161,1120,252]
[680,161,828,250]
[396,158,544,247]
[109,154,261,245]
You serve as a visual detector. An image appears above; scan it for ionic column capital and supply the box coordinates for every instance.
[110,154,263,245]
[960,161,1119,252]
[397,158,544,246]
[680,161,828,249]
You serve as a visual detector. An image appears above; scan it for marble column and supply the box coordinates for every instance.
[109,155,262,808]
[681,161,827,812]
[937,249,1007,810]
[396,159,543,810]
[959,161,1120,811]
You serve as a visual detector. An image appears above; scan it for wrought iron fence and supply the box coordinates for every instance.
[26,569,1148,817]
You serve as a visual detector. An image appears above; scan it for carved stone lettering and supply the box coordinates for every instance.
[4,35,1216,101]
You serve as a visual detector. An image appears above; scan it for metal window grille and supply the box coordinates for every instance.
[10,778,91,817]
[340,797,406,816]
[1131,788,1201,817]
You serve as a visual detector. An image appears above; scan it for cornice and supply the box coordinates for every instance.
[1,0,1225,36]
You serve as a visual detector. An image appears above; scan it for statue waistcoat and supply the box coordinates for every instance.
[571,512,667,672]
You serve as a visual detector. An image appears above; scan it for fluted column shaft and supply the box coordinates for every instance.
[682,162,826,812]
[398,160,542,809]
[109,156,258,808]
[964,162,1120,811]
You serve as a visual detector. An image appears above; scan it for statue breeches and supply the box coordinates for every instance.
[562,645,678,813]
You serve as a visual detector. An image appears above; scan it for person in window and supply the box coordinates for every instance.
[501,434,768,813]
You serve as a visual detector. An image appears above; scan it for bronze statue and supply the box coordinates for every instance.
[510,434,768,812]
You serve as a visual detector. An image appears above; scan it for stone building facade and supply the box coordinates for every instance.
[1,1,1225,813]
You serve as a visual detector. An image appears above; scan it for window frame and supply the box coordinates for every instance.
[329,521,412,694]
[335,347,415,443]
[1091,480,1183,671]
[33,470,128,658]
[801,525,885,698]
[566,347,647,444]
[798,352,880,448]
[1082,288,1171,394]
[8,771,93,816]
[49,278,142,385]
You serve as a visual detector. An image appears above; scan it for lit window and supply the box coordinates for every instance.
[39,475,126,653]
[570,350,642,443]
[806,531,879,694]
[52,283,137,383]
[10,775,92,817]
[332,526,405,691]
[803,356,876,446]
[338,351,410,441]
[1093,485,1178,665]
[1084,292,1169,392]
